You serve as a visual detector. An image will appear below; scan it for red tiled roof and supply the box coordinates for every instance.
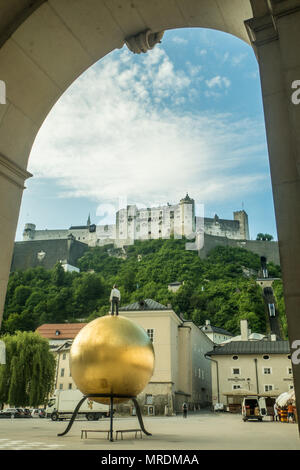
[36,323,87,339]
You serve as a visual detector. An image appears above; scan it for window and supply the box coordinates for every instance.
[264,385,273,392]
[59,384,63,390]
[233,385,241,390]
[232,368,240,375]
[289,385,294,390]
[145,394,153,405]
[263,368,272,374]
[263,355,270,360]
[198,368,201,378]
[147,329,154,342]
[288,367,293,375]
[68,383,72,390]
[232,356,239,361]
[62,353,66,360]
[60,368,65,377]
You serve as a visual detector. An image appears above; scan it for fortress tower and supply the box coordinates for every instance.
[23,223,36,241]
[179,193,195,239]
[233,210,250,240]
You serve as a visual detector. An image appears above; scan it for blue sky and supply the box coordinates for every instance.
[16,28,277,241]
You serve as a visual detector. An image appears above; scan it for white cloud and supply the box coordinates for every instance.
[231,53,248,66]
[171,36,188,45]
[185,61,202,77]
[28,46,267,212]
[206,75,231,89]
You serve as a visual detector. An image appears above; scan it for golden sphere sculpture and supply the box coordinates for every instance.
[70,315,155,404]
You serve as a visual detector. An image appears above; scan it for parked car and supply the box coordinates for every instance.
[242,396,267,421]
[214,403,225,412]
[31,409,40,418]
[21,408,32,417]
[31,408,46,418]
[0,408,23,418]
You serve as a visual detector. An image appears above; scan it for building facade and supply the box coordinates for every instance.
[200,320,234,344]
[118,299,213,415]
[206,339,293,411]
[36,323,87,391]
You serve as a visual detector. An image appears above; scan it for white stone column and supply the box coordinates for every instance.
[246,0,300,433]
[0,152,32,326]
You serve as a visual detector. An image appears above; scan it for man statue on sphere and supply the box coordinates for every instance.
[110,284,121,316]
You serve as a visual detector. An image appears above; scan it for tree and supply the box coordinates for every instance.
[51,262,65,287]
[3,240,282,336]
[256,233,274,241]
[272,280,288,339]
[0,331,56,407]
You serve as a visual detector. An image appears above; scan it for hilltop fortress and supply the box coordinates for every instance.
[23,194,250,248]
[14,194,280,272]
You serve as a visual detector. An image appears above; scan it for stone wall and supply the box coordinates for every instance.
[11,238,88,271]
[199,234,280,266]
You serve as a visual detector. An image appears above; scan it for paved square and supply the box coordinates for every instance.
[0,411,299,450]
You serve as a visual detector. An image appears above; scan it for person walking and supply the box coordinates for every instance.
[110,284,121,316]
[182,402,188,418]
[287,403,294,423]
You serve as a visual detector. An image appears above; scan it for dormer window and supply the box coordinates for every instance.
[55,330,61,336]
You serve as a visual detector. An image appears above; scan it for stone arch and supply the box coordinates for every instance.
[0,0,258,318]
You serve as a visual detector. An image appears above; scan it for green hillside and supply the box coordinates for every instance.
[1,238,283,337]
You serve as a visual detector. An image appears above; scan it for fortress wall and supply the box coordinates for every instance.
[30,229,69,240]
[199,234,280,265]
[11,239,88,271]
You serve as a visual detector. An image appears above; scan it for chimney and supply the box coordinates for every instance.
[240,320,249,341]
[205,320,210,326]
[271,334,277,342]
